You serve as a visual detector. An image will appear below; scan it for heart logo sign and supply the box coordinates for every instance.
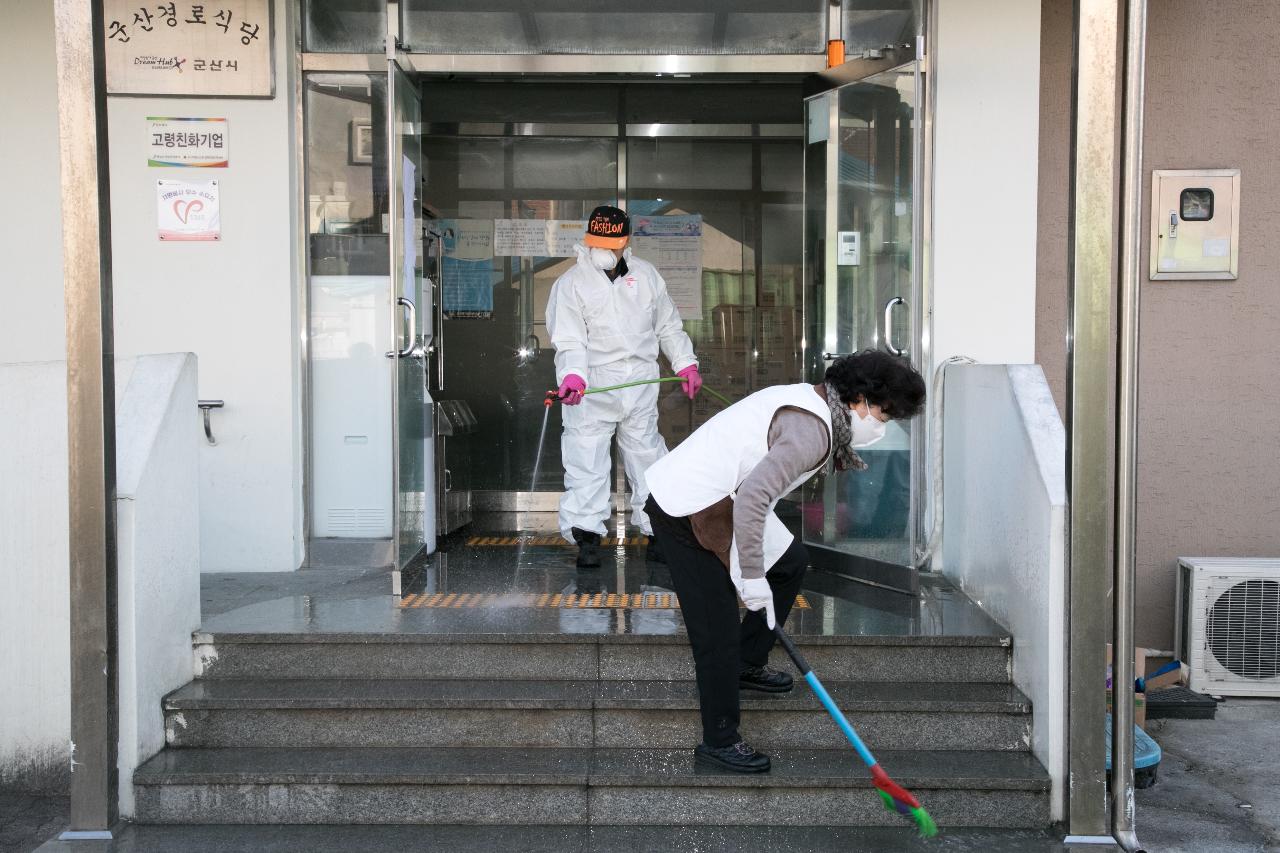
[174,198,204,224]
[157,179,219,241]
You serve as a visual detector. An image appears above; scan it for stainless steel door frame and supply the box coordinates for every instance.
[303,53,829,76]
[801,60,924,595]
[388,47,431,593]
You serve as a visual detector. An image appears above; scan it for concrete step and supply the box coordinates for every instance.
[163,678,1033,751]
[133,746,1051,828]
[37,823,1115,852]
[193,632,1012,684]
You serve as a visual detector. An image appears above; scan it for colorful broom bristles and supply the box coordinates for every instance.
[871,764,938,837]
[773,626,939,840]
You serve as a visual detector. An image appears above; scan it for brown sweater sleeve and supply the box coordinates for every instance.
[732,408,829,579]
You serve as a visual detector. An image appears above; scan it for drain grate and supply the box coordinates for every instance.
[398,592,812,610]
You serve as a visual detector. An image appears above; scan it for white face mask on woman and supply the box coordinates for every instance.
[850,402,888,448]
[590,247,619,270]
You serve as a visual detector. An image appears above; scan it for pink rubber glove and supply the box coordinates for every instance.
[558,374,587,406]
[677,365,702,400]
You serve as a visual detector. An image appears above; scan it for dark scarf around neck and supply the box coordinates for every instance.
[822,382,868,473]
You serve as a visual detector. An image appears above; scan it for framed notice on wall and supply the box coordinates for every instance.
[103,0,274,98]
[147,117,228,167]
[157,179,221,241]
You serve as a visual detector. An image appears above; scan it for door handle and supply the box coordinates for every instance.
[883,296,907,356]
[386,296,417,358]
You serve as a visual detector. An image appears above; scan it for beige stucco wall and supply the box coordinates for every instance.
[1036,0,1280,649]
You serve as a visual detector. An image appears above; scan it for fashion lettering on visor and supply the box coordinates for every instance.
[590,217,626,236]
[584,204,631,250]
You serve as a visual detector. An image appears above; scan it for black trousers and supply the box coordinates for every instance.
[645,497,809,748]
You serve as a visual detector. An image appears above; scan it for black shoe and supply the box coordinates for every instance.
[645,535,666,564]
[571,527,602,568]
[695,741,771,774]
[739,664,793,693]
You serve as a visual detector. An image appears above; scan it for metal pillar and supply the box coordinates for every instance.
[1112,0,1149,848]
[53,0,118,838]
[1065,0,1121,838]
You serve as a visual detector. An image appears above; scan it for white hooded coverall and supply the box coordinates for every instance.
[547,244,697,540]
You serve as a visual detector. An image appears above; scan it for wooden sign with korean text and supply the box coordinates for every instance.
[104,1,273,97]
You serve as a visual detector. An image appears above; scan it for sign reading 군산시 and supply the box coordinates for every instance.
[157,179,221,241]
[147,117,228,167]
[104,1,273,97]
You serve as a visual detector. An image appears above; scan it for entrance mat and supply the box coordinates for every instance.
[466,536,650,546]
[398,592,812,610]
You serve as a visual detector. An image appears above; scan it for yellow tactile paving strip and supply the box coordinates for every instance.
[466,536,650,546]
[397,592,812,611]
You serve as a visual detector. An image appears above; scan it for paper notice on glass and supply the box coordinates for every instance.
[445,219,494,260]
[156,178,220,241]
[494,219,549,257]
[401,155,417,301]
[549,220,588,257]
[631,214,703,319]
[442,218,495,316]
[494,219,589,257]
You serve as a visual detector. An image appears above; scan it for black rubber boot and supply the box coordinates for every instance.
[739,664,794,694]
[571,527,602,568]
[695,741,771,774]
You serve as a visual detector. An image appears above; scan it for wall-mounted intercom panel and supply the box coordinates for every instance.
[1150,168,1241,280]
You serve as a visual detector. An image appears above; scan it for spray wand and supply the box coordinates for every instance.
[545,376,734,408]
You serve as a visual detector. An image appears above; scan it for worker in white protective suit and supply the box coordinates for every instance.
[547,205,702,569]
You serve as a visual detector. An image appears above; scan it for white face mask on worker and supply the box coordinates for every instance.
[590,248,619,270]
[850,403,888,448]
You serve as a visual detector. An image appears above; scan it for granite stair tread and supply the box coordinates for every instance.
[134,746,1050,790]
[35,823,1112,852]
[164,678,1032,713]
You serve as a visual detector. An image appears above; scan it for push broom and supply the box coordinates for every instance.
[773,624,938,838]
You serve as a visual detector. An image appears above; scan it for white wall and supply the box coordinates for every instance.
[942,364,1067,821]
[105,0,303,571]
[0,356,202,804]
[115,354,202,817]
[0,363,71,793]
[930,0,1042,368]
[0,3,67,793]
[0,0,64,365]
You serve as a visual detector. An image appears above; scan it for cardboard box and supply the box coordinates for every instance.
[698,352,751,385]
[1106,691,1147,730]
[711,305,755,347]
[1139,655,1187,692]
[755,307,800,350]
[1107,644,1148,728]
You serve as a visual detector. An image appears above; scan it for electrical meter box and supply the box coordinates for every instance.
[1150,168,1241,280]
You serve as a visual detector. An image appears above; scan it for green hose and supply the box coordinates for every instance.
[580,376,735,407]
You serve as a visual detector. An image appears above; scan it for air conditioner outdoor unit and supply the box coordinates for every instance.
[1176,558,1280,698]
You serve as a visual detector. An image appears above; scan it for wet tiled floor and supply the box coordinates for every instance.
[201,512,1006,639]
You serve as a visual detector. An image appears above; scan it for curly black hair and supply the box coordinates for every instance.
[825,350,926,420]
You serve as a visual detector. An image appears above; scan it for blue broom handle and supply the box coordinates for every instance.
[774,626,879,768]
[803,672,879,770]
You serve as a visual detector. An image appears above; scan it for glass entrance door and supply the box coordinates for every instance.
[802,63,921,594]
[389,57,432,588]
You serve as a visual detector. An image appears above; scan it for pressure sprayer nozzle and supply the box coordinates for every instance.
[545,390,558,408]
